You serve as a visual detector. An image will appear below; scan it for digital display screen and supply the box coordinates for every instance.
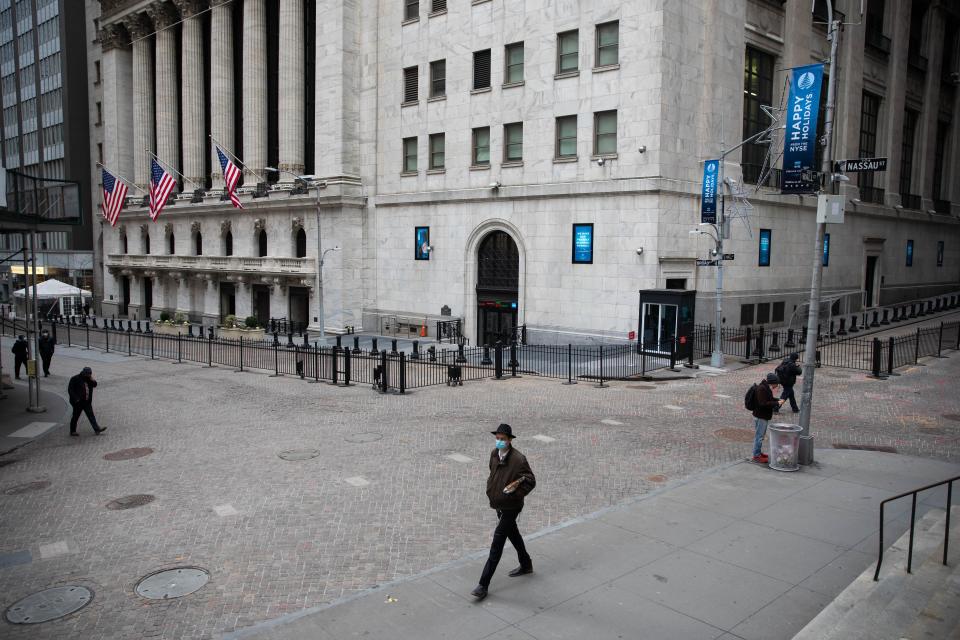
[937,241,944,267]
[415,226,430,260]
[906,239,913,267]
[823,233,830,267]
[758,229,771,267]
[572,223,594,264]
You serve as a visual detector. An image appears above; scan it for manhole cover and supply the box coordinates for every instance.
[345,432,383,443]
[833,443,898,454]
[278,449,321,461]
[135,567,209,600]
[943,414,960,422]
[3,480,51,495]
[103,448,154,461]
[4,585,93,624]
[713,428,755,443]
[106,494,155,510]
[626,385,656,390]
[646,474,668,483]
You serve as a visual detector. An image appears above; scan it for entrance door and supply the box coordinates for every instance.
[641,302,678,353]
[476,231,520,345]
[289,287,309,328]
[220,282,236,320]
[865,256,878,307]
[143,278,153,316]
[252,285,270,327]
[120,276,130,317]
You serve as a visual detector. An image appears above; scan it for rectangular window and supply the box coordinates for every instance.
[96,101,102,125]
[823,232,830,266]
[415,226,430,260]
[404,0,418,21]
[572,223,594,264]
[933,121,948,201]
[472,127,490,166]
[899,109,918,199]
[430,0,446,13]
[402,136,418,173]
[593,110,617,155]
[557,30,579,74]
[858,91,882,201]
[403,66,418,103]
[429,59,445,98]
[504,42,524,84]
[758,228,772,266]
[429,132,445,169]
[473,49,491,90]
[772,301,785,324]
[740,304,755,327]
[555,115,577,158]
[742,46,775,184]
[595,21,618,67]
[937,241,944,267]
[906,239,913,267]
[503,122,523,162]
[94,60,100,84]
[756,303,771,325]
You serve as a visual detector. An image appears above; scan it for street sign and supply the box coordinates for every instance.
[722,253,735,261]
[834,157,887,172]
[696,259,718,266]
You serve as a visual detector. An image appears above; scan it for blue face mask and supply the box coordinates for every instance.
[495,439,509,450]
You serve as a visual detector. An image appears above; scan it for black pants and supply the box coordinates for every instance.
[70,402,100,433]
[780,384,799,412]
[40,354,52,375]
[14,355,26,377]
[479,509,531,588]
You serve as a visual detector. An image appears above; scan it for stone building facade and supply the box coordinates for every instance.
[94,0,959,345]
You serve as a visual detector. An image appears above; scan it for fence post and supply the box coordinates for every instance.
[177,332,182,363]
[563,344,576,385]
[381,350,389,392]
[410,340,420,360]
[127,330,132,356]
[870,338,885,379]
[642,341,647,376]
[886,336,900,377]
[936,323,946,358]
[105,325,110,353]
[956,322,960,351]
[370,338,379,356]
[481,345,492,366]
[399,352,406,394]
[238,336,245,372]
[669,338,677,370]
[494,343,503,379]
[596,344,606,388]
[208,334,213,367]
[914,328,921,364]
[390,339,399,356]
[744,327,752,360]
[64,321,69,347]
[309,343,321,383]
[353,336,362,354]
[343,348,351,385]
[331,347,339,385]
[150,332,154,359]
[510,342,518,377]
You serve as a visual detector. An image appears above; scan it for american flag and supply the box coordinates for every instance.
[149,158,177,221]
[101,168,128,226]
[216,145,244,209]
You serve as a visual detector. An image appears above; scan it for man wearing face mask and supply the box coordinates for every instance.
[471,424,536,601]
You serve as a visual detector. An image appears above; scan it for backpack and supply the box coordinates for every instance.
[744,383,759,412]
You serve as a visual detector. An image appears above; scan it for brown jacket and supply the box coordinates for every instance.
[486,447,536,511]
[751,380,780,421]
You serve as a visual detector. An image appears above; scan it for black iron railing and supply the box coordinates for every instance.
[874,475,957,581]
[436,318,463,344]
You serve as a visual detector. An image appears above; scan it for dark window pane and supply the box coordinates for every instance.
[403,66,418,103]
[473,49,491,89]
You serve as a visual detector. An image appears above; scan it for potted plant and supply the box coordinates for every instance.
[154,310,191,336]
[219,315,263,340]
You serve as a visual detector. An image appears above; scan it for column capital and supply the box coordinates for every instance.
[172,0,208,19]
[100,22,130,51]
[147,1,180,30]
[123,12,154,40]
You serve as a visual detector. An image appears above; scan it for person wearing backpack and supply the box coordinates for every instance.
[774,353,802,413]
[746,373,784,463]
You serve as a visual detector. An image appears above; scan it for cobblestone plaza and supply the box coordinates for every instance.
[1,331,959,638]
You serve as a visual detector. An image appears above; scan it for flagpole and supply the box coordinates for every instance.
[96,162,147,194]
[208,135,267,184]
[146,150,205,192]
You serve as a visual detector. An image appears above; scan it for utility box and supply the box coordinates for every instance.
[817,194,845,224]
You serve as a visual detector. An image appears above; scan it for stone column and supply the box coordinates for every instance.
[882,0,911,206]
[950,87,960,212]
[175,0,207,188]
[279,0,305,180]
[235,279,252,320]
[175,274,192,315]
[834,13,866,201]
[127,274,143,320]
[203,276,220,325]
[917,5,946,209]
[210,1,235,188]
[152,275,169,319]
[126,13,155,190]
[149,2,181,184]
[243,0,268,182]
[269,280,288,322]
[315,0,361,179]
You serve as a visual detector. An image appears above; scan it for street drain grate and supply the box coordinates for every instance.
[3,480,51,495]
[345,432,383,443]
[713,428,755,443]
[832,443,899,453]
[278,449,321,461]
[943,414,960,422]
[135,567,209,600]
[106,494,155,510]
[4,586,92,624]
[103,448,154,461]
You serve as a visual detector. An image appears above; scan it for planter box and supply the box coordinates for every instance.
[153,323,190,336]
[217,327,266,341]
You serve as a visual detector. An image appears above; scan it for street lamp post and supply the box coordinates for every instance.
[264,168,333,344]
[690,225,723,368]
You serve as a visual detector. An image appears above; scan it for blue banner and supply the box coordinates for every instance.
[781,63,824,194]
[701,159,719,224]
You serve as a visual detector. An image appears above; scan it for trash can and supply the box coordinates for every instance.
[768,423,803,472]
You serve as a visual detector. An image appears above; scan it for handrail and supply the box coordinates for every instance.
[874,474,958,581]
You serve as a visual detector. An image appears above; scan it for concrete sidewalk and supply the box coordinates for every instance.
[225,450,960,640]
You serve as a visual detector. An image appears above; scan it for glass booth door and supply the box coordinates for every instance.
[641,302,678,353]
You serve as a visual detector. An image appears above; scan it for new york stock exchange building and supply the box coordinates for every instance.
[93,0,960,347]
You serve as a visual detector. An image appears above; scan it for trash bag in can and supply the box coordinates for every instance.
[768,423,803,471]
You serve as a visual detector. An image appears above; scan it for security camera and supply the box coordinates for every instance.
[596,157,605,166]
[489,181,501,189]
[636,247,644,255]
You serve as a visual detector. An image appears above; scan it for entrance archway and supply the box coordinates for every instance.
[476,230,519,346]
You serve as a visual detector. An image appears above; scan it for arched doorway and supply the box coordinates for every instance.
[476,230,519,346]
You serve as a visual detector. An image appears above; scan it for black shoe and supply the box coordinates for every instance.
[508,565,533,577]
[94,427,106,435]
[470,585,487,600]
[70,432,79,437]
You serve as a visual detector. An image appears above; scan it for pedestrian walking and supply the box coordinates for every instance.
[11,335,28,379]
[775,353,802,413]
[67,367,106,436]
[744,373,783,463]
[471,424,536,601]
[38,329,56,377]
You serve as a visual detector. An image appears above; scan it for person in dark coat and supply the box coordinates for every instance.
[11,335,28,379]
[775,353,803,413]
[67,367,105,436]
[38,329,56,377]
[751,373,783,463]
[472,424,536,601]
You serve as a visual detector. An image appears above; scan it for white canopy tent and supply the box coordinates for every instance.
[13,278,92,299]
